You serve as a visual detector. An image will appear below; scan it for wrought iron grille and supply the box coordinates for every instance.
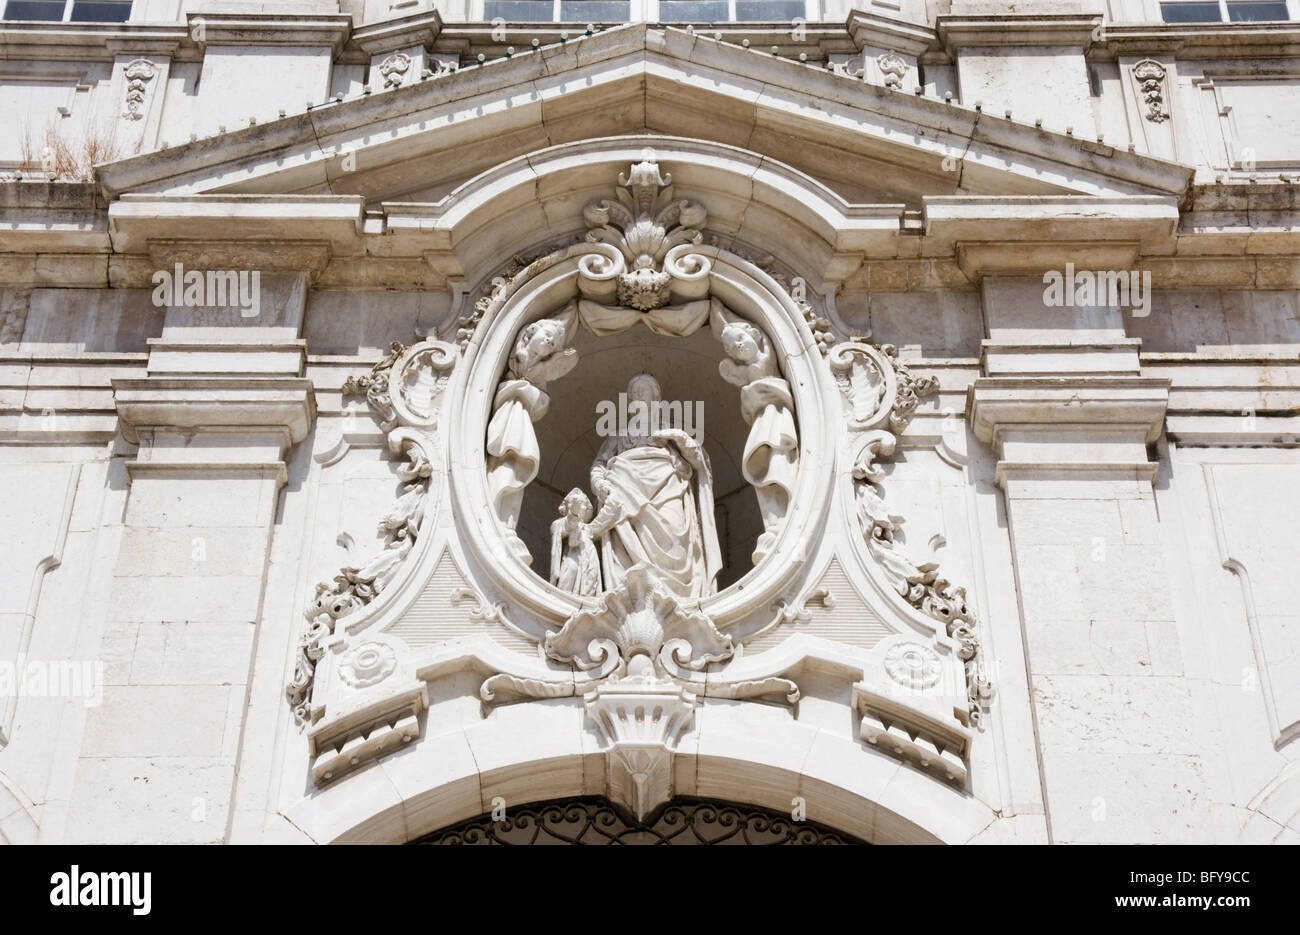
[411,796,866,845]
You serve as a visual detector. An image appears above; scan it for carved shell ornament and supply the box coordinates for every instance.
[581,158,707,311]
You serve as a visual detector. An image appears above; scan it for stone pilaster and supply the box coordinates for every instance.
[967,271,1211,843]
[65,273,314,843]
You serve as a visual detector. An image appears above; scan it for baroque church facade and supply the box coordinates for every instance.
[1,0,1298,844]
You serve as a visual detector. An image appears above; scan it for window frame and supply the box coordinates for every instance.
[2,0,133,22]
[477,0,818,24]
[1158,0,1299,23]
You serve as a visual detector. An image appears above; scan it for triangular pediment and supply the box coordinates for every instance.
[96,23,1191,209]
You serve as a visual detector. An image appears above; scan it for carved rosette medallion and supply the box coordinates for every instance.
[339,642,397,688]
[884,641,943,690]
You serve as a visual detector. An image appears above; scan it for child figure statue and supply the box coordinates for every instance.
[550,488,602,597]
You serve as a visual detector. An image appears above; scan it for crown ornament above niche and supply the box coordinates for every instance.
[581,157,708,311]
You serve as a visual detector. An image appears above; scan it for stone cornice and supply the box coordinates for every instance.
[845,10,936,58]
[966,376,1171,448]
[90,24,1192,204]
[107,194,366,257]
[936,14,1102,57]
[1165,414,1300,447]
[0,22,190,62]
[1095,22,1300,60]
[925,195,1183,271]
[346,9,442,58]
[433,21,859,60]
[186,12,352,57]
[113,376,316,445]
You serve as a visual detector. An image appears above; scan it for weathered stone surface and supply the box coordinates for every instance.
[0,7,1296,848]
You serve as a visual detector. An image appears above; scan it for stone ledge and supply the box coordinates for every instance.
[0,23,189,62]
[967,376,1171,446]
[1165,414,1300,448]
[845,10,935,59]
[186,12,352,56]
[113,376,316,444]
[936,14,1102,56]
[994,460,1160,489]
[347,9,442,57]
[1098,22,1300,59]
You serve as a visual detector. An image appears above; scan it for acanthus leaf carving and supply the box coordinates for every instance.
[830,337,991,726]
[286,339,457,725]
[479,563,799,820]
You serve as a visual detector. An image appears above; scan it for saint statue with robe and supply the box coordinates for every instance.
[586,373,722,599]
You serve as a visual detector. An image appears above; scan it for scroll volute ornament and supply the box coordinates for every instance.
[580,158,710,308]
[286,339,456,724]
[830,338,992,726]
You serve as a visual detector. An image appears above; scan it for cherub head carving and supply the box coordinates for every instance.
[716,318,776,386]
[508,314,578,387]
[720,320,765,364]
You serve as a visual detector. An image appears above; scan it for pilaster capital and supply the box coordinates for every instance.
[112,376,316,450]
[966,376,1170,489]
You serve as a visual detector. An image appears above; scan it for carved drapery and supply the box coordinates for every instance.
[284,158,990,800]
[481,161,802,583]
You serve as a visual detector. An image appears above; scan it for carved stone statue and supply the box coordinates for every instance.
[586,374,722,599]
[713,309,799,562]
[550,488,602,596]
[485,307,579,562]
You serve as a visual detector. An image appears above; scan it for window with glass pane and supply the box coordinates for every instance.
[658,0,728,21]
[734,0,804,19]
[69,0,131,20]
[1226,1,1291,20]
[558,0,629,20]
[3,0,67,18]
[1160,1,1223,20]
[483,0,554,20]
[4,0,131,20]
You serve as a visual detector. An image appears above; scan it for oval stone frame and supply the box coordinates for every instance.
[446,241,837,632]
